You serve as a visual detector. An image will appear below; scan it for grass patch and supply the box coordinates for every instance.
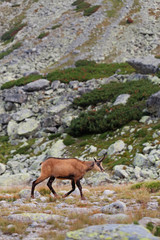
[0,42,21,60]
[0,136,9,143]
[75,2,91,12]
[1,23,26,42]
[131,181,160,193]
[48,133,61,140]
[63,135,75,146]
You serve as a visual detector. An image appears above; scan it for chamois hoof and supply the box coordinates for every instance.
[81,196,86,200]
[62,194,67,198]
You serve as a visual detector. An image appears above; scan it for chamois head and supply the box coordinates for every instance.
[93,153,107,172]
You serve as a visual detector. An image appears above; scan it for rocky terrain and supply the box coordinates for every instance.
[0,0,160,239]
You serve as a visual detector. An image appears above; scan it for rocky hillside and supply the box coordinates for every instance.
[0,0,160,85]
[0,0,160,239]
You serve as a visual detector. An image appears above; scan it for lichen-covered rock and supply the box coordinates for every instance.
[101,200,127,214]
[113,165,129,179]
[17,118,40,137]
[2,87,27,104]
[46,139,66,157]
[107,140,125,156]
[12,109,33,122]
[0,163,6,175]
[65,224,159,240]
[8,212,65,223]
[133,153,149,167]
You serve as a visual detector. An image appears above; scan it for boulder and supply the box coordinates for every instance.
[41,115,61,128]
[19,189,41,199]
[86,172,113,186]
[7,120,18,137]
[146,91,160,118]
[107,140,125,156]
[127,56,160,74]
[17,119,40,137]
[113,165,129,179]
[51,80,61,91]
[133,153,148,167]
[0,173,31,186]
[0,163,6,175]
[113,94,130,106]
[46,139,66,157]
[12,109,33,122]
[23,79,50,92]
[2,87,27,104]
[65,224,159,240]
[101,200,127,214]
[0,113,11,125]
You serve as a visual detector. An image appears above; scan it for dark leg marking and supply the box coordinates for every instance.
[63,179,75,198]
[47,176,58,197]
[31,176,48,198]
[76,180,85,200]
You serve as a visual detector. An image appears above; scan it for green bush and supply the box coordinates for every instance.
[0,42,21,60]
[1,74,42,90]
[15,145,31,154]
[48,133,61,140]
[63,135,75,146]
[38,32,49,39]
[1,23,26,42]
[83,5,100,16]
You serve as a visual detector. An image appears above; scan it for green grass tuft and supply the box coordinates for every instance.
[1,23,26,42]
[0,42,21,60]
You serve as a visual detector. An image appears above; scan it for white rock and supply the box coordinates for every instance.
[113,94,130,106]
[107,140,125,156]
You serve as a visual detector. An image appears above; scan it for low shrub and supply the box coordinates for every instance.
[38,32,49,39]
[0,136,9,143]
[134,128,148,138]
[75,59,96,67]
[83,5,100,16]
[48,133,61,140]
[0,42,21,60]
[1,23,26,42]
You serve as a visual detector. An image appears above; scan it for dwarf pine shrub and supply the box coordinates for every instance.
[83,5,100,16]
[68,79,160,136]
[0,42,21,60]
[1,23,26,42]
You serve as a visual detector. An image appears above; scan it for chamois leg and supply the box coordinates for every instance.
[31,176,48,198]
[76,180,85,200]
[47,176,59,198]
[62,179,75,198]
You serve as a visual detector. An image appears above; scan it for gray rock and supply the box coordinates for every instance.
[7,120,18,137]
[41,115,61,128]
[91,213,129,223]
[46,139,66,157]
[103,190,115,196]
[127,56,160,74]
[65,224,159,240]
[23,79,50,92]
[69,81,79,89]
[133,153,148,167]
[4,102,15,111]
[101,200,127,214]
[0,163,6,175]
[19,189,41,199]
[113,165,129,179]
[113,94,130,106]
[12,109,33,122]
[139,217,160,227]
[51,80,61,90]
[107,140,125,156]
[2,88,27,104]
[147,91,160,118]
[0,113,11,124]
[17,119,40,137]
[86,172,113,186]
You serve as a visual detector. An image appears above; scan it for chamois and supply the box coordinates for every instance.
[31,154,106,200]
